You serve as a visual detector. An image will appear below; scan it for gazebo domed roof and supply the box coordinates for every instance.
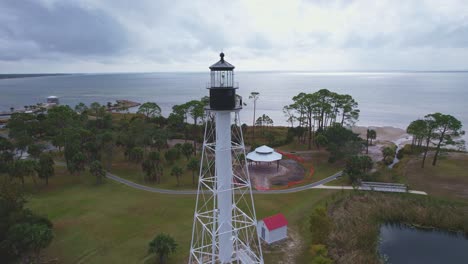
[246,145,282,162]
[255,145,274,154]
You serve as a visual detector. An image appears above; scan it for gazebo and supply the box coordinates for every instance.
[246,145,282,171]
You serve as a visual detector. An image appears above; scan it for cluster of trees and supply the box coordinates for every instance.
[344,155,373,184]
[2,103,116,185]
[283,89,360,149]
[255,114,274,133]
[1,96,210,189]
[322,124,364,162]
[406,113,465,168]
[168,98,208,145]
[0,180,53,263]
[0,114,56,186]
[140,142,198,185]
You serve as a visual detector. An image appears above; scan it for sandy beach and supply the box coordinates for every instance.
[352,126,412,163]
[352,126,411,143]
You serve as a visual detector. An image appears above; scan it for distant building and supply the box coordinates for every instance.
[257,213,288,244]
[47,96,59,105]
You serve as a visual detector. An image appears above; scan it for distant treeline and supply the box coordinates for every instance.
[0,73,71,79]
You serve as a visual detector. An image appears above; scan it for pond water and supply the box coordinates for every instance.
[379,224,468,264]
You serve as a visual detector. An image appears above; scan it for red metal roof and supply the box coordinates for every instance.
[262,213,288,231]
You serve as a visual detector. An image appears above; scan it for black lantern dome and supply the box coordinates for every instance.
[207,53,241,110]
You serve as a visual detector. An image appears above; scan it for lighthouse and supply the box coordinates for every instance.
[189,53,263,264]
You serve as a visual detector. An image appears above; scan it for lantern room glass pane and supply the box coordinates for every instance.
[211,70,234,87]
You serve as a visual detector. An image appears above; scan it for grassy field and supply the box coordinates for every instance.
[26,168,337,263]
[18,147,468,263]
[325,162,405,187]
[402,152,468,201]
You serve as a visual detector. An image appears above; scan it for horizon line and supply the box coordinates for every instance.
[2,70,468,75]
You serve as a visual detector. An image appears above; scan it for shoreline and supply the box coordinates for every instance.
[352,126,411,144]
[352,126,412,164]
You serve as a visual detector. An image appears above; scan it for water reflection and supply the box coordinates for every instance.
[379,223,468,264]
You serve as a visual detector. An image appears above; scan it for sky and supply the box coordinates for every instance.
[1,0,468,73]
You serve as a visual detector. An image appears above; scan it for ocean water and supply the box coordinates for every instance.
[1,71,467,136]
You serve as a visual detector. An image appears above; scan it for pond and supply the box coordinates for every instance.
[379,224,468,264]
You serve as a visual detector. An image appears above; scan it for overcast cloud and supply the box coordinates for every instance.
[1,0,468,72]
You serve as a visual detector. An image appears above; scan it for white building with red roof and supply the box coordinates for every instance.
[257,213,288,244]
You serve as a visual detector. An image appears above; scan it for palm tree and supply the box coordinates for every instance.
[148,233,177,264]
[142,151,163,183]
[366,129,376,154]
[36,153,55,185]
[9,159,37,186]
[181,142,194,161]
[366,129,370,154]
[187,158,199,184]
[249,92,260,141]
[171,165,183,186]
[369,129,377,145]
[89,160,105,184]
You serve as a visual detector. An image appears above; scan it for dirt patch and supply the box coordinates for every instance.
[249,159,305,189]
[261,229,302,264]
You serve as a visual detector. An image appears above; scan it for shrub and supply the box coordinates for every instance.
[309,207,332,244]
[396,148,404,159]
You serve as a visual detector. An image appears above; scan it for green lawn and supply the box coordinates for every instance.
[22,147,468,263]
[26,169,337,263]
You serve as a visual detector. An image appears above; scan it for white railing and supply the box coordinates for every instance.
[360,181,408,193]
[206,82,239,89]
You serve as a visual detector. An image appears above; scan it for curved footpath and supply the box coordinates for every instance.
[106,171,344,195]
[105,171,427,195]
[55,161,426,195]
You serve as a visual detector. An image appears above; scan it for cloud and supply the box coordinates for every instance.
[0,0,467,72]
[401,23,468,48]
[0,0,128,60]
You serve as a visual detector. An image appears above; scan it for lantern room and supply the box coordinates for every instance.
[207,53,241,110]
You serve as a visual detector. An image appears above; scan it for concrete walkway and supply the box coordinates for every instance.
[105,171,344,195]
[56,161,427,196]
[106,171,427,195]
[312,185,427,195]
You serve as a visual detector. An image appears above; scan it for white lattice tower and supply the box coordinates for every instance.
[189,109,263,264]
